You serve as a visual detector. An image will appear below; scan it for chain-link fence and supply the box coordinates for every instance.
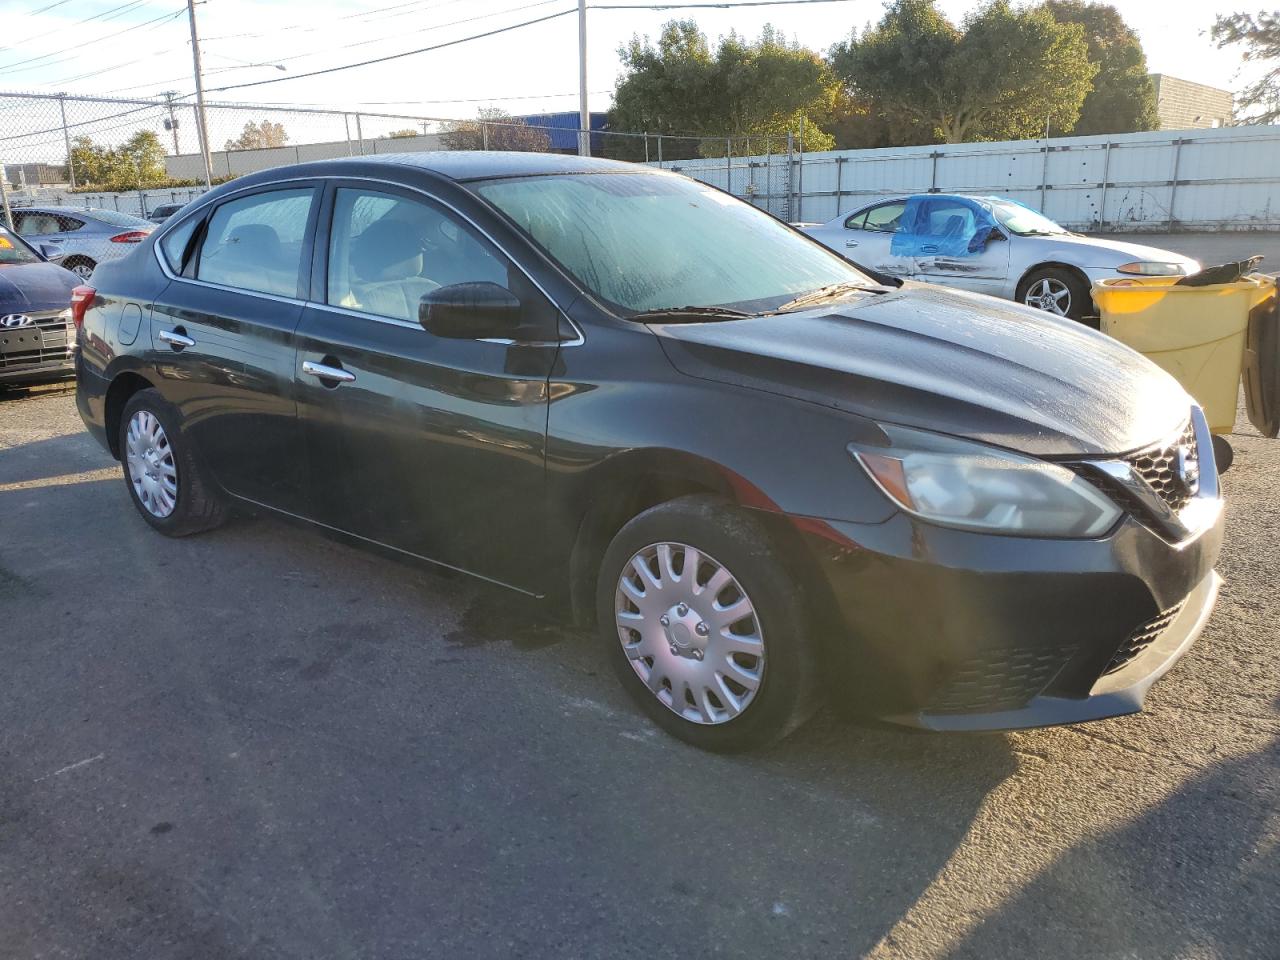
[0,91,802,222]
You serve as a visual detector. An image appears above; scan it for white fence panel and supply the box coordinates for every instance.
[661,124,1280,232]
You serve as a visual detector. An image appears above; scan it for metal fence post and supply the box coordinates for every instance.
[1039,140,1050,212]
[656,134,663,167]
[796,118,805,222]
[726,137,732,193]
[57,93,77,189]
[481,122,489,151]
[785,131,794,222]
[0,163,12,229]
[1099,141,1112,230]
[344,114,353,156]
[355,113,364,156]
[1168,136,1186,231]
[643,132,649,164]
[835,156,843,215]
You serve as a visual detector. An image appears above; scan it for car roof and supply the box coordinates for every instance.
[349,151,640,180]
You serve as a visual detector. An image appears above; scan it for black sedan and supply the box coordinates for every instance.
[0,222,79,387]
[73,153,1224,750]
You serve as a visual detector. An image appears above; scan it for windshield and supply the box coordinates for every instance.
[474,172,872,314]
[989,200,1067,236]
[0,224,39,265]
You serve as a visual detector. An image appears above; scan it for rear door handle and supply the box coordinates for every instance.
[158,328,195,349]
[302,360,356,384]
[845,239,859,248]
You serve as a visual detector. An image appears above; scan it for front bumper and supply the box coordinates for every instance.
[796,494,1224,732]
[0,356,74,384]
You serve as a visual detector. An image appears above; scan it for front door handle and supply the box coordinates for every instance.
[302,359,356,384]
[158,328,195,349]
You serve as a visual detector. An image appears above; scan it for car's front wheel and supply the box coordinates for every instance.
[118,388,226,537]
[1020,266,1093,322]
[597,495,819,751]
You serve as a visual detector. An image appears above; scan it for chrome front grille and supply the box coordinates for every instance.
[1126,420,1199,514]
[0,311,73,367]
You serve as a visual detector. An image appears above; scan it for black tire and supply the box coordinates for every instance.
[596,495,820,751]
[118,388,225,537]
[1019,266,1094,323]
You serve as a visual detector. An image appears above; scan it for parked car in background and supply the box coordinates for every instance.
[802,194,1199,321]
[147,203,185,225]
[10,206,154,281]
[75,154,1222,750]
[0,221,79,387]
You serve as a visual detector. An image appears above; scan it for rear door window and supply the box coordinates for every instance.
[14,212,81,236]
[195,188,316,298]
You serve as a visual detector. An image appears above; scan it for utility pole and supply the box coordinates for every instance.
[57,93,76,189]
[186,0,213,188]
[577,0,590,157]
[163,90,181,155]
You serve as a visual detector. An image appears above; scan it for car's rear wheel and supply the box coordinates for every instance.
[596,495,819,751]
[1020,266,1093,322]
[64,256,96,281]
[118,388,225,537]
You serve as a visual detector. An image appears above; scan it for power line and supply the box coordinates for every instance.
[0,0,153,57]
[0,6,185,77]
[203,8,581,94]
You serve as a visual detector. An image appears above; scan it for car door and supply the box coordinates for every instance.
[148,184,319,514]
[903,197,1010,296]
[293,182,563,592]
[841,200,911,278]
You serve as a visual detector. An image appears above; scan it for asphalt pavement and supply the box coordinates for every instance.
[1,381,1277,960]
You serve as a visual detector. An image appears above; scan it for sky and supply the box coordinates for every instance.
[0,0,1264,158]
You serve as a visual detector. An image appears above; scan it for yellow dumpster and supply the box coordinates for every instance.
[1092,274,1275,434]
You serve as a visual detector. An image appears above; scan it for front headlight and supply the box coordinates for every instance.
[851,426,1122,538]
[1116,261,1188,276]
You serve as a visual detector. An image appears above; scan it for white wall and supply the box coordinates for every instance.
[661,124,1280,231]
[164,132,446,181]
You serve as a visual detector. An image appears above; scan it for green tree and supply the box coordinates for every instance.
[383,128,420,138]
[1040,1,1157,134]
[224,119,289,151]
[829,0,1096,143]
[68,130,166,190]
[438,108,551,152]
[1213,10,1280,123]
[608,21,839,159]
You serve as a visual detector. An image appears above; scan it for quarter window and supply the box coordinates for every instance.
[159,215,200,273]
[326,187,510,324]
[196,188,315,298]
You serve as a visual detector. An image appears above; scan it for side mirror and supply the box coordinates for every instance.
[419,281,523,340]
[39,243,65,263]
[966,226,1005,254]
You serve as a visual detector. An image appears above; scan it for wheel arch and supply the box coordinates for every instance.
[103,370,159,459]
[565,449,752,628]
[1015,261,1090,299]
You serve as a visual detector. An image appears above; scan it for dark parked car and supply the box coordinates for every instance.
[0,221,79,387]
[73,153,1224,750]
[147,202,185,225]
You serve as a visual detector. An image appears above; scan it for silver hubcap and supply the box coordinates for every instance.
[1025,277,1071,315]
[71,262,94,280]
[614,542,765,725]
[125,410,178,518]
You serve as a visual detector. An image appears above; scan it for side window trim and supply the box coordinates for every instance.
[843,210,866,230]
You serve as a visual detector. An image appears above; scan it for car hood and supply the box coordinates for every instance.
[0,260,78,312]
[1022,232,1199,270]
[652,282,1192,457]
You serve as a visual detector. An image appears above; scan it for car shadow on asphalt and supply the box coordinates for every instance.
[943,728,1280,959]
[0,432,115,488]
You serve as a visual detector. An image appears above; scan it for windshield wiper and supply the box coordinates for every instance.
[772,281,878,313]
[628,305,755,323]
